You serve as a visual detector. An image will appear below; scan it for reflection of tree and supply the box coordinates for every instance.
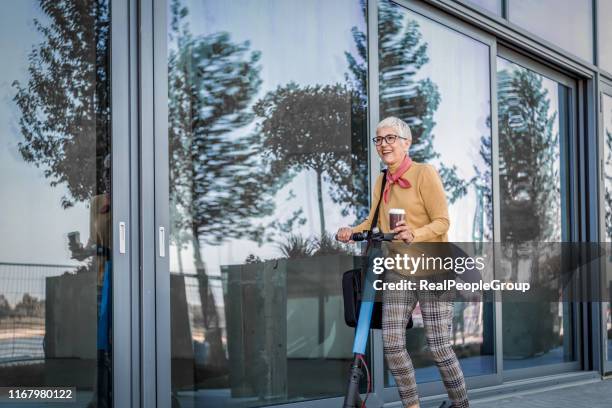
[168,0,291,371]
[253,83,361,234]
[496,67,560,281]
[251,2,370,228]
[169,0,256,371]
[0,293,44,318]
[14,294,45,318]
[12,0,110,208]
[605,125,612,240]
[497,68,559,242]
[349,0,468,203]
[340,0,370,221]
[0,295,10,318]
[476,117,493,241]
[169,0,280,247]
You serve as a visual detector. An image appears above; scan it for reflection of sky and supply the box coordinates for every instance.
[170,0,367,275]
[184,0,362,92]
[405,9,491,242]
[0,0,89,265]
[509,0,592,62]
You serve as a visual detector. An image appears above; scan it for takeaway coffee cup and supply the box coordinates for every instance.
[389,208,405,230]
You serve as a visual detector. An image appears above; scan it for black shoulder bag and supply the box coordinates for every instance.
[342,170,413,330]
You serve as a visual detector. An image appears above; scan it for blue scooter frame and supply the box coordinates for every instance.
[342,230,395,408]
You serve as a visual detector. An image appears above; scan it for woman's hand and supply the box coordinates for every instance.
[336,227,353,243]
[392,220,414,244]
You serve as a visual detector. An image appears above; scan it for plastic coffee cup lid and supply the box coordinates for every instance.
[389,208,405,214]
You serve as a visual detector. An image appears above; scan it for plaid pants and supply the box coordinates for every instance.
[382,270,469,408]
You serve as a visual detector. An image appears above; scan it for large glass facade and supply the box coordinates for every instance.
[497,57,575,369]
[508,0,593,63]
[166,0,368,406]
[0,0,112,406]
[378,0,495,387]
[0,0,608,406]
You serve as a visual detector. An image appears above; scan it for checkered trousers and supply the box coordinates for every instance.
[382,270,469,408]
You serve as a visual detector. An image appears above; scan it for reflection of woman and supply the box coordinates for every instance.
[337,117,468,408]
[69,193,111,284]
[69,191,112,408]
[68,155,112,408]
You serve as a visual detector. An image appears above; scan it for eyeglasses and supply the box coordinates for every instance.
[372,134,407,146]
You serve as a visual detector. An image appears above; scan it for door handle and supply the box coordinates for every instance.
[119,222,126,254]
[159,226,166,258]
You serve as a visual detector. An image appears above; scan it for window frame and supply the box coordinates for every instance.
[496,45,583,382]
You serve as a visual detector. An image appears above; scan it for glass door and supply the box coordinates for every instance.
[600,82,612,374]
[0,0,132,406]
[496,47,581,379]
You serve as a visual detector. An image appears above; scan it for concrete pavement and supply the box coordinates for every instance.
[470,378,612,408]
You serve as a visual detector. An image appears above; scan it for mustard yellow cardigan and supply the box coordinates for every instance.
[353,161,450,242]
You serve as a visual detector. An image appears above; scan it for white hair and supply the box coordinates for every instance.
[376,116,412,144]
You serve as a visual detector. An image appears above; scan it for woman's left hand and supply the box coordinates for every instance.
[392,220,414,244]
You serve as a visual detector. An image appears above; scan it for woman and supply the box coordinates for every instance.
[336,117,469,408]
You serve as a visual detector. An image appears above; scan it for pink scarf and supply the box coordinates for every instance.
[383,155,413,203]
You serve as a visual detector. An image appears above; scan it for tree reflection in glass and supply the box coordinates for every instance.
[3,0,112,405]
[603,94,612,243]
[496,58,574,369]
[602,93,612,361]
[167,0,369,405]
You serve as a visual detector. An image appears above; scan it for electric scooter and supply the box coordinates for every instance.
[341,230,454,408]
[341,228,395,408]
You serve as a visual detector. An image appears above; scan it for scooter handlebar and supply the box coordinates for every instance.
[335,230,396,242]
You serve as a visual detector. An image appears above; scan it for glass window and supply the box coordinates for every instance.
[378,0,495,387]
[602,92,612,360]
[599,1,612,73]
[457,0,502,15]
[497,57,576,369]
[0,0,112,406]
[167,0,368,405]
[508,0,593,62]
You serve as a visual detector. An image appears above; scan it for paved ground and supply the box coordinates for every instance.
[470,378,612,408]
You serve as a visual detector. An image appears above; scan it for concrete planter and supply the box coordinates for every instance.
[221,253,360,400]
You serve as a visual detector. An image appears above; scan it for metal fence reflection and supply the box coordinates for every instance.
[0,262,78,364]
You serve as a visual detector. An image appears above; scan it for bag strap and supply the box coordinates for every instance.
[370,169,388,232]
[359,170,389,289]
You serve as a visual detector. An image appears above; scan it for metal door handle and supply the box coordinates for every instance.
[159,227,166,258]
[119,222,126,254]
